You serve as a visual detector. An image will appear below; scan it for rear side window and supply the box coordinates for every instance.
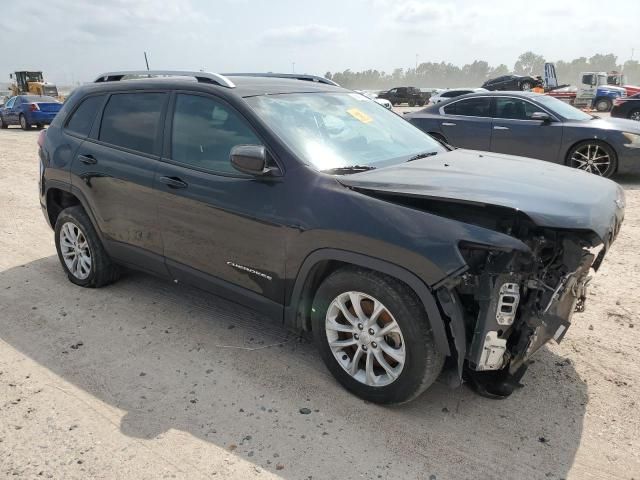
[99,93,166,155]
[66,95,105,137]
[443,97,491,117]
[170,94,261,174]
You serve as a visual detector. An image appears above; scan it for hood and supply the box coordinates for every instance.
[584,116,640,133]
[338,149,624,242]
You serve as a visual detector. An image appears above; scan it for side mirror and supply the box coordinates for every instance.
[531,111,551,122]
[230,145,276,176]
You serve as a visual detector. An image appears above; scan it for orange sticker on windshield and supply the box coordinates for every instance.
[347,108,373,124]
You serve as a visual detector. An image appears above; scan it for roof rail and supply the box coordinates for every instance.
[223,73,339,86]
[93,70,236,88]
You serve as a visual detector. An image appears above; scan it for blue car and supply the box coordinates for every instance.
[0,95,63,130]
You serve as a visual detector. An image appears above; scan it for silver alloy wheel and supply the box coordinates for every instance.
[630,110,640,121]
[325,291,405,387]
[570,144,611,176]
[60,222,92,280]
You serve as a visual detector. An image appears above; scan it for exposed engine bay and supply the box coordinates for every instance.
[441,221,619,398]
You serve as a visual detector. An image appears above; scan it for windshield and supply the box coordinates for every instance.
[244,92,445,171]
[534,95,593,121]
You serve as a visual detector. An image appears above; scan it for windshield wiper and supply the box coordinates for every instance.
[406,151,439,162]
[321,165,377,175]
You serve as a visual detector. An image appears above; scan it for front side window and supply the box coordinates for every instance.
[494,98,538,120]
[443,97,491,117]
[245,92,445,171]
[171,94,261,174]
[66,95,105,137]
[99,93,166,155]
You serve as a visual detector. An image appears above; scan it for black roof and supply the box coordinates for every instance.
[77,74,343,99]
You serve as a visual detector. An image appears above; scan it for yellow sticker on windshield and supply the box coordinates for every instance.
[347,108,373,124]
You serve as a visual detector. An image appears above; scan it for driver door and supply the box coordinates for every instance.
[155,92,288,311]
[490,97,563,161]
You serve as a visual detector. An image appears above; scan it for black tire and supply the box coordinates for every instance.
[19,114,31,130]
[0,115,7,129]
[408,100,416,107]
[54,206,120,288]
[36,124,44,130]
[628,109,640,122]
[311,266,444,404]
[566,140,617,178]
[594,98,612,112]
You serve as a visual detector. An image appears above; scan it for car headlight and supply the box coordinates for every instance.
[622,132,640,148]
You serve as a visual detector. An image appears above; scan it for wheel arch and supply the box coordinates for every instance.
[285,249,451,356]
[44,183,103,240]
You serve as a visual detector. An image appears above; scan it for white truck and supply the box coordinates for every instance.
[547,71,627,112]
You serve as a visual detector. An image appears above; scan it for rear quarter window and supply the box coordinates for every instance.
[99,93,166,155]
[65,95,105,137]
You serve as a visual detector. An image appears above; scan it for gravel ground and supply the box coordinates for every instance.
[0,128,639,480]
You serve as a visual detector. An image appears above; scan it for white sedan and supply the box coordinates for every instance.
[428,88,488,105]
[355,90,393,109]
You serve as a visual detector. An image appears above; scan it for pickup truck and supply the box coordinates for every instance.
[377,86,429,106]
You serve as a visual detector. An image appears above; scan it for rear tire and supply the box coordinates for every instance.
[19,114,31,130]
[311,267,444,404]
[54,206,120,288]
[629,109,640,121]
[0,115,7,129]
[595,98,612,112]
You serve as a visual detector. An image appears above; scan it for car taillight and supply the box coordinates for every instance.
[38,129,46,148]
[30,103,40,111]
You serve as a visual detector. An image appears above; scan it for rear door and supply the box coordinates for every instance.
[155,92,287,310]
[490,97,563,161]
[438,96,492,150]
[70,91,169,275]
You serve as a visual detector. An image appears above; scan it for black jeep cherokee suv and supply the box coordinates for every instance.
[39,70,624,404]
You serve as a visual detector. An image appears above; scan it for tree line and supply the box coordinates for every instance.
[324,52,640,90]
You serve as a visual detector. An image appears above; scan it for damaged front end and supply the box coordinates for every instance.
[455,234,593,397]
[440,221,620,398]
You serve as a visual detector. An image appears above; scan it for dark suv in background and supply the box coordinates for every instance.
[39,70,624,403]
[376,86,428,106]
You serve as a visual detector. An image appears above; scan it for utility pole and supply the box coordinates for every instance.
[292,62,296,73]
[144,52,150,71]
[415,54,419,70]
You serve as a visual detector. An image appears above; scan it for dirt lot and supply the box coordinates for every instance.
[1,128,639,480]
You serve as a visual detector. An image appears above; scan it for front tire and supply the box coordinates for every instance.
[54,206,120,288]
[312,267,444,404]
[566,140,617,178]
[629,109,640,121]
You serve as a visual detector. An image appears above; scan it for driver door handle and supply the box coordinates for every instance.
[78,154,97,165]
[493,126,510,130]
[159,176,188,189]
[442,122,456,126]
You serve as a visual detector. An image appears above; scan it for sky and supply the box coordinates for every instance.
[2,0,639,85]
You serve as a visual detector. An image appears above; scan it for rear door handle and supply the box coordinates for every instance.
[78,154,97,165]
[442,122,456,126]
[159,176,188,189]
[493,126,510,130]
